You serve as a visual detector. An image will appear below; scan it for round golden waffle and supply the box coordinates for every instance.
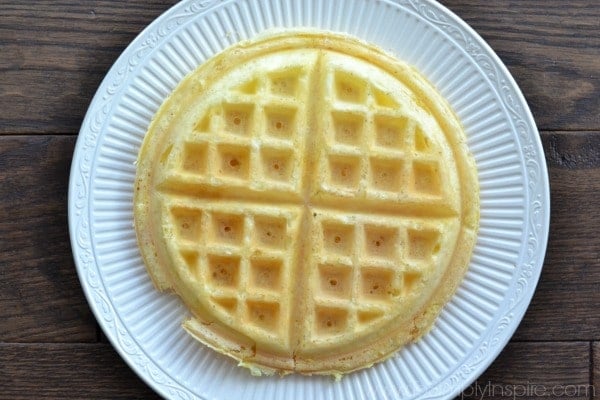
[134,30,479,376]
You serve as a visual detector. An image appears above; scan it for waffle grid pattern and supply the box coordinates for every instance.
[174,68,309,195]
[157,54,456,348]
[309,213,441,342]
[319,65,444,199]
[168,202,301,344]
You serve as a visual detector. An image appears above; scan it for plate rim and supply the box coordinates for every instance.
[68,1,551,399]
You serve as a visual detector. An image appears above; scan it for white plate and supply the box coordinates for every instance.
[68,1,550,399]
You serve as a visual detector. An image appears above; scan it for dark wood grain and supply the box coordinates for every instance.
[512,132,600,341]
[593,342,599,398]
[459,342,592,400]
[0,131,597,393]
[1,0,599,398]
[1,1,599,133]
[0,0,177,134]
[0,135,96,342]
[0,343,160,400]
[0,342,591,400]
[440,0,600,131]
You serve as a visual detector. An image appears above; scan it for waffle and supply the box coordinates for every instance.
[134,30,479,376]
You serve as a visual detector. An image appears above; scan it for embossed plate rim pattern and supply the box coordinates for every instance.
[68,1,550,399]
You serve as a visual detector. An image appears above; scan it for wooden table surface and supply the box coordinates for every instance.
[1,1,598,399]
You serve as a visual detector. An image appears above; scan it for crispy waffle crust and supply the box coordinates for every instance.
[134,30,479,376]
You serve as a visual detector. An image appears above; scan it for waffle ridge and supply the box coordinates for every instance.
[134,31,479,375]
